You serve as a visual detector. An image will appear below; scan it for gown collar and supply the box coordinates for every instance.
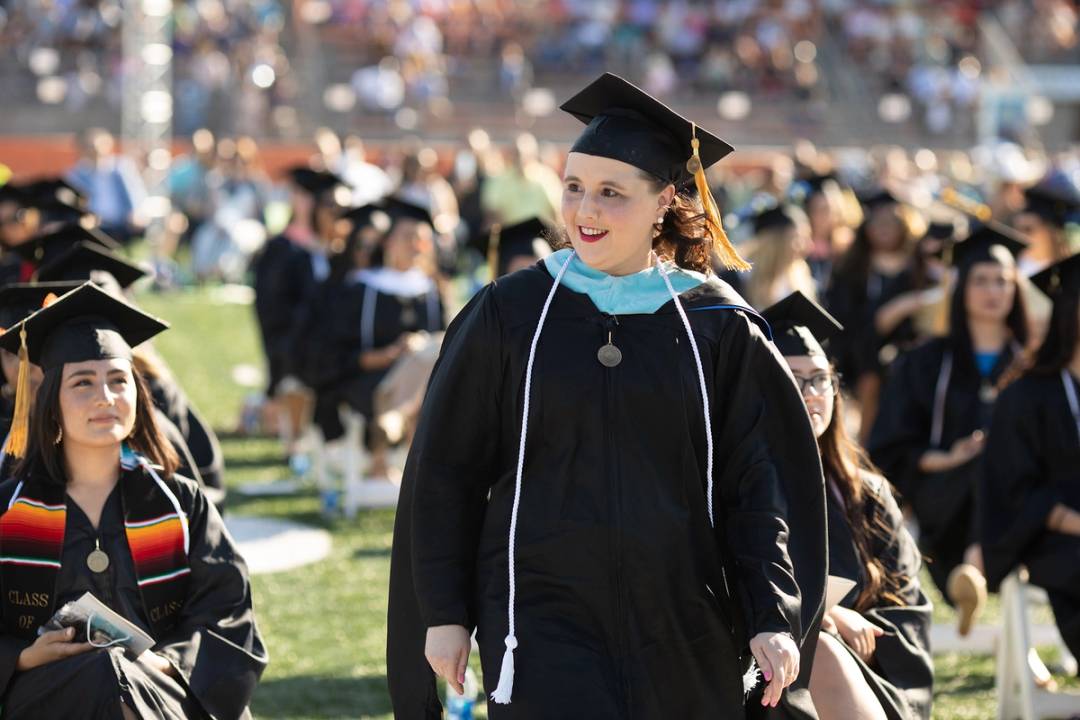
[542,248,707,315]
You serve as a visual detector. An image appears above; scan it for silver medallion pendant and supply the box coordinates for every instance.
[597,343,622,368]
[87,548,110,574]
[979,382,998,403]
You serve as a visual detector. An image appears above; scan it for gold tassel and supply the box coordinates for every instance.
[931,242,955,337]
[688,124,750,272]
[5,326,30,459]
[487,224,502,283]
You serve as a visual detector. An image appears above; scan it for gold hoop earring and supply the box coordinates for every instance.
[54,427,63,445]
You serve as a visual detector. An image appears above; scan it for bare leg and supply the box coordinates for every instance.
[809,633,888,720]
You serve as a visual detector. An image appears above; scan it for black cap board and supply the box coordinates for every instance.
[752,205,806,235]
[949,222,1028,270]
[761,290,844,359]
[286,167,346,197]
[1023,181,1080,227]
[341,204,392,236]
[484,217,553,278]
[0,281,83,331]
[860,188,900,209]
[1031,252,1080,297]
[0,184,26,205]
[23,178,88,219]
[560,73,733,189]
[34,240,150,289]
[383,197,434,229]
[0,282,168,371]
[10,223,122,265]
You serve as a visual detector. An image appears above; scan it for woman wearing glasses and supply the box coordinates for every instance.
[764,291,932,720]
[0,283,266,719]
[869,224,1030,635]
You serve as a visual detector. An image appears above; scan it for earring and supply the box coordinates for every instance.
[54,427,63,445]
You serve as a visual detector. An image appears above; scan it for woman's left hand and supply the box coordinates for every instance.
[749,631,800,708]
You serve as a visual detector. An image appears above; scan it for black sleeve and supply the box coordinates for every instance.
[980,383,1059,589]
[153,485,268,719]
[714,313,827,642]
[867,349,934,499]
[407,286,502,628]
[861,481,935,720]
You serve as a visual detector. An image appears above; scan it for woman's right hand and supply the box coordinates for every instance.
[424,624,471,696]
[918,431,985,473]
[16,627,93,671]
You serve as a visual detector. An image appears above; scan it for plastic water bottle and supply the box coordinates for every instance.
[445,668,478,720]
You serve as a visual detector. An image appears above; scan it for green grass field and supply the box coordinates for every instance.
[137,285,1077,719]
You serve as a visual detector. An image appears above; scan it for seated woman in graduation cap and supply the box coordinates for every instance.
[303,198,445,479]
[763,291,932,720]
[388,73,827,718]
[34,241,226,505]
[981,252,1080,672]
[869,223,1031,634]
[0,283,266,719]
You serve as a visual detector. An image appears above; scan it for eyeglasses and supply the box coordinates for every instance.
[792,372,837,396]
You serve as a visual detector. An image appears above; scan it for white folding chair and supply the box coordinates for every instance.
[996,570,1080,720]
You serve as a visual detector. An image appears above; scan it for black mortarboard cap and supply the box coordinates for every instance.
[1031,252,1080,297]
[560,73,733,188]
[0,282,167,371]
[34,240,150,289]
[341,203,391,235]
[860,187,900,209]
[23,178,88,216]
[286,167,346,197]
[0,184,26,205]
[484,217,553,278]
[1023,180,1080,227]
[761,290,844,358]
[0,281,83,330]
[751,205,806,235]
[383,197,434,229]
[10,223,122,265]
[925,221,956,241]
[949,221,1028,270]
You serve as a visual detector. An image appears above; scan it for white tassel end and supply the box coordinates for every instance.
[742,660,761,697]
[489,635,518,704]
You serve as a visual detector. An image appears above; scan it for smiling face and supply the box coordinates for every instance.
[58,357,137,449]
[964,259,1016,325]
[561,152,675,276]
[785,354,836,439]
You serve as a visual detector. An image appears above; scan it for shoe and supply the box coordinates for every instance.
[947,563,987,637]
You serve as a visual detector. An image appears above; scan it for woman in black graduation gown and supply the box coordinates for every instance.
[387,74,827,719]
[764,291,932,720]
[981,252,1080,664]
[868,224,1030,630]
[302,199,444,476]
[0,283,266,719]
[825,191,929,440]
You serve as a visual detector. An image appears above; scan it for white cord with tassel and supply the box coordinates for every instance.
[490,250,575,705]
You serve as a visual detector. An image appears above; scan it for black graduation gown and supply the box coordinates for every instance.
[387,264,827,719]
[826,475,933,720]
[147,375,225,498]
[868,338,1017,595]
[251,234,318,394]
[825,267,919,383]
[303,276,444,441]
[980,371,1080,660]
[0,470,267,719]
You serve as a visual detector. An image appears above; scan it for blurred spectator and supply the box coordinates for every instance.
[481,132,562,226]
[65,128,147,244]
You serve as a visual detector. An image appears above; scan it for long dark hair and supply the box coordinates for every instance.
[1030,290,1080,375]
[817,380,909,611]
[947,257,1030,376]
[17,361,180,486]
[834,204,927,290]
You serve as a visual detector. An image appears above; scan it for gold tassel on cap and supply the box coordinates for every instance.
[687,123,750,272]
[5,326,30,460]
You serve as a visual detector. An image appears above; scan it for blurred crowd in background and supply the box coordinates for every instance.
[2,0,1078,139]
